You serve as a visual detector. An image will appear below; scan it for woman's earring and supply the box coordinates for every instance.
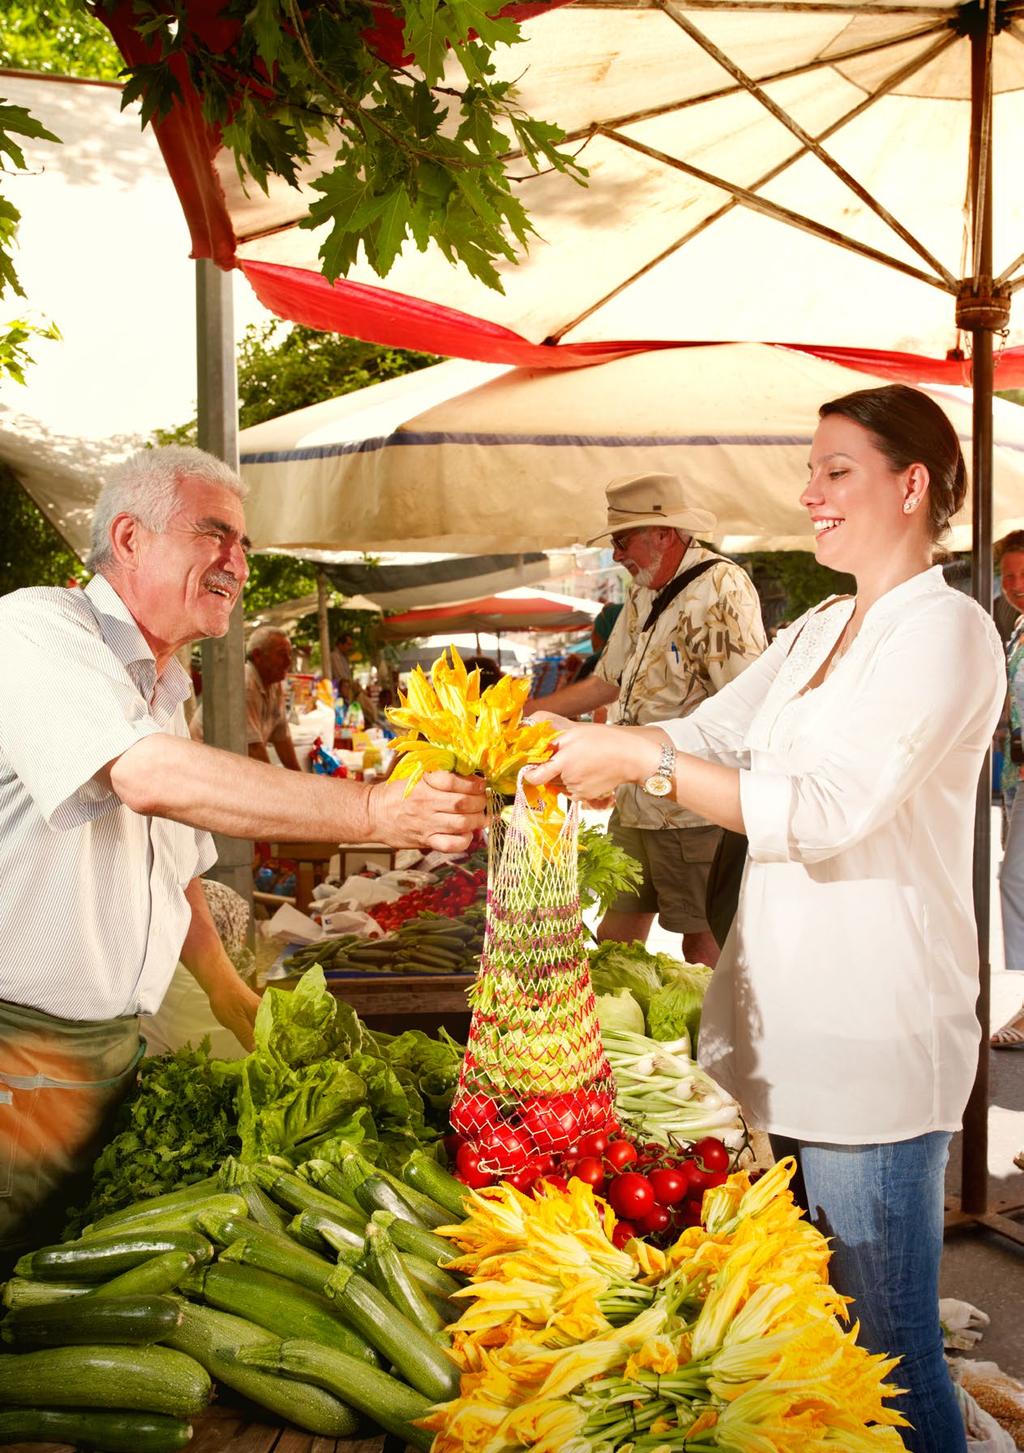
[903,501,914,513]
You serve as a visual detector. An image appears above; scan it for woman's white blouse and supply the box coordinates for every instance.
[662,568,1006,1143]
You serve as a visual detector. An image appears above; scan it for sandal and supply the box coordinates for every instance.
[990,1020,1024,1050]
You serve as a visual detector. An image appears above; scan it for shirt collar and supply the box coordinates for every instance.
[84,575,192,710]
[860,565,947,628]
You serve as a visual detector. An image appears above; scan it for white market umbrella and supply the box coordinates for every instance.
[239,343,1024,555]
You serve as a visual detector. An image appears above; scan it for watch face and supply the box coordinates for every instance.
[644,773,673,797]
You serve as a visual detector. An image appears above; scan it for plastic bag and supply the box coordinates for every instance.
[950,1358,1024,1451]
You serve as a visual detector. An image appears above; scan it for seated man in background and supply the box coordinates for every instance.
[191,625,301,770]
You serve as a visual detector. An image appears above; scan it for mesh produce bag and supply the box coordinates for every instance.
[450,773,616,1172]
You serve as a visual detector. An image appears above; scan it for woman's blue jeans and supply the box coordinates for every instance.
[769,1131,964,1453]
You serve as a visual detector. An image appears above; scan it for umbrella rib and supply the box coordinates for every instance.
[660,5,959,289]
[597,128,953,291]
[548,29,957,343]
[503,19,949,154]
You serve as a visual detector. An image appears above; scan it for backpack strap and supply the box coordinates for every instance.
[642,557,722,634]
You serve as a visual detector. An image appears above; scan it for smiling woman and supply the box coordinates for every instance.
[527,384,1003,1453]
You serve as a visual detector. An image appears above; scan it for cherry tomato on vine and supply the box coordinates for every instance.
[635,1204,672,1237]
[648,1166,689,1207]
[604,1139,639,1172]
[574,1131,609,1160]
[691,1136,730,1173]
[608,1172,655,1221]
[571,1156,605,1192]
[611,1220,637,1249]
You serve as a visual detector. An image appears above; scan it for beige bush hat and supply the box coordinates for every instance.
[587,472,717,546]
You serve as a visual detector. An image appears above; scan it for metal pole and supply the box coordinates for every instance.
[196,258,252,908]
[960,7,997,1218]
[318,571,332,682]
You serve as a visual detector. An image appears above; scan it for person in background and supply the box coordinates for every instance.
[576,600,624,682]
[0,446,484,1269]
[528,472,766,966]
[191,625,301,770]
[528,384,1003,1453]
[992,531,1024,1047]
[329,631,355,692]
[462,654,503,691]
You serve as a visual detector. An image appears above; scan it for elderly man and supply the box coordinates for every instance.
[0,445,484,1265]
[191,625,301,769]
[531,472,766,966]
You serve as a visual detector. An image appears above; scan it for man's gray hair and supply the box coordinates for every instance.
[247,626,290,657]
[88,446,247,572]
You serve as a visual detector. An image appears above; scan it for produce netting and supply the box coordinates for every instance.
[450,773,616,1171]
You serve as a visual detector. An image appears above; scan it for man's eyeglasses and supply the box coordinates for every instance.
[611,528,643,552]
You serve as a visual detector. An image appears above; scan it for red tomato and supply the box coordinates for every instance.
[442,1132,466,1165]
[691,1137,730,1173]
[608,1172,655,1221]
[571,1156,605,1192]
[450,1092,500,1137]
[702,1168,729,1189]
[683,1195,706,1224]
[574,1131,609,1160]
[476,1123,533,1175]
[611,1220,637,1249]
[505,1160,543,1194]
[518,1095,581,1155]
[647,1166,689,1207]
[635,1204,671,1236]
[455,1143,492,1188]
[604,1139,639,1172]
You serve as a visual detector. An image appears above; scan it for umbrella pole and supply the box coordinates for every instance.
[950,6,1021,1240]
[318,571,333,685]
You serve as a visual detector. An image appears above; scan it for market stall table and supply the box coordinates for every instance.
[319,973,472,1039]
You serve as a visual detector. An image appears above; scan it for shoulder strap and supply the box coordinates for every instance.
[643,558,721,633]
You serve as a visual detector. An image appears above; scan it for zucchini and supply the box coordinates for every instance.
[402,1251,463,1301]
[15,1230,213,1282]
[219,1157,290,1229]
[90,1248,196,1299]
[163,1300,358,1437]
[87,1176,220,1233]
[0,1407,193,1452]
[302,1155,369,1213]
[402,1150,469,1220]
[285,1211,327,1252]
[217,1221,334,1296]
[355,1173,430,1228]
[81,1192,247,1237]
[0,1344,211,1416]
[1,1295,183,1348]
[324,1263,461,1402]
[182,1260,380,1366]
[290,1209,364,1261]
[253,1163,365,1226]
[371,1209,461,1268]
[376,1165,452,1228]
[236,1338,434,1451]
[364,1221,446,1337]
[2,1278,93,1309]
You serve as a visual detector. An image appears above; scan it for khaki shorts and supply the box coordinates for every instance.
[607,812,722,935]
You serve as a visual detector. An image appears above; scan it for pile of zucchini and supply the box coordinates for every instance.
[0,1149,470,1451]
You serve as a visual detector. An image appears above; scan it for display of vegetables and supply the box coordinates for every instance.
[283,904,486,977]
[601,1026,746,1151]
[369,864,487,931]
[590,938,713,1047]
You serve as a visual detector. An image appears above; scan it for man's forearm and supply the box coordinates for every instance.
[527,676,618,720]
[109,733,375,842]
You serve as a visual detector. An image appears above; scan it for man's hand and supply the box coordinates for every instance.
[205,976,261,1053]
[526,723,660,800]
[367,771,487,851]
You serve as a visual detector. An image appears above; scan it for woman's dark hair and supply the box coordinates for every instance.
[818,383,967,540]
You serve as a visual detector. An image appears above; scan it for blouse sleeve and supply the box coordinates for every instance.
[658,629,790,768]
[740,601,1006,864]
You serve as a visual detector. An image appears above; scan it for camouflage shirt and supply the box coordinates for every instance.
[596,544,767,828]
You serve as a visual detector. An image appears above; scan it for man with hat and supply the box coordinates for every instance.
[530,472,766,965]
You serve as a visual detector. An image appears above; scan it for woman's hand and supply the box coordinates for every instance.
[525,722,662,800]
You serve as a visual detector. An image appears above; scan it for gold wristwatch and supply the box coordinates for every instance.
[642,741,677,797]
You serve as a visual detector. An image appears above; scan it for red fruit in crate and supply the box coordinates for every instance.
[475,1122,533,1175]
[691,1136,730,1172]
[450,1091,500,1137]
